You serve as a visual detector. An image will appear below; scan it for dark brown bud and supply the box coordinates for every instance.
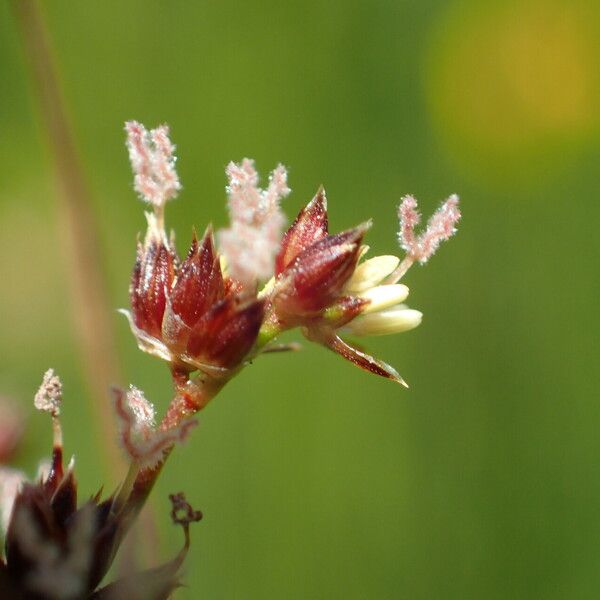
[2,466,120,598]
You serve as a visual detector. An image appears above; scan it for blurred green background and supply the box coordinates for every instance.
[1,0,600,598]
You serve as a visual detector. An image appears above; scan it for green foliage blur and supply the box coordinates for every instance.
[1,0,599,597]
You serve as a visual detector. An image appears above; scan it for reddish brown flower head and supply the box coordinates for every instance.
[266,192,416,385]
[124,219,264,377]
[273,220,370,322]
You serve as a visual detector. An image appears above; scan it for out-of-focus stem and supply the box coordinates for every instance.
[11,0,124,480]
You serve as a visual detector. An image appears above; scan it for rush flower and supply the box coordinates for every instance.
[123,122,460,391]
[264,192,401,380]
[0,371,201,599]
[261,187,458,386]
[122,122,265,381]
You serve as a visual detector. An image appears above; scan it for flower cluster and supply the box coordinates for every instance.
[122,122,461,392]
[122,217,264,379]
[0,372,200,599]
[0,121,461,598]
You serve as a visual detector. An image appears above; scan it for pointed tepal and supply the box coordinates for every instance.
[275,186,328,275]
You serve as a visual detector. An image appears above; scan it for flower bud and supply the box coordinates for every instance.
[0,369,204,598]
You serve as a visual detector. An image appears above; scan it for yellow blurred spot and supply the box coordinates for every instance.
[425,0,600,184]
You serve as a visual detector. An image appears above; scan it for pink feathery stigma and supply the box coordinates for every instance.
[125,121,181,208]
[397,194,461,264]
[225,159,262,225]
[262,164,291,221]
[218,159,290,286]
[397,195,421,254]
[418,194,460,262]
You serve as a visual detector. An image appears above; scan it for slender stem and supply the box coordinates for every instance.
[161,374,225,430]
[118,375,226,530]
[11,0,124,481]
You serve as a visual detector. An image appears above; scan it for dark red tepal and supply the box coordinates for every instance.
[275,187,329,275]
[167,228,224,332]
[273,210,370,321]
[130,222,177,339]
